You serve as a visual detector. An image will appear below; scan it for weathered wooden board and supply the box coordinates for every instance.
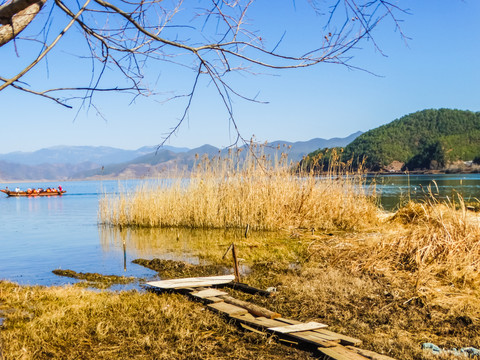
[318,329,362,347]
[191,289,229,298]
[204,296,225,303]
[231,316,337,348]
[291,332,338,348]
[317,346,370,360]
[235,313,257,322]
[276,317,362,346]
[208,301,249,317]
[268,321,328,333]
[346,346,397,360]
[147,275,235,289]
[240,316,287,328]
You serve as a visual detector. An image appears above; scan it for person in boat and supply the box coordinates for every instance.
[58,185,63,192]
[46,188,51,193]
[5,186,8,192]
[15,187,20,193]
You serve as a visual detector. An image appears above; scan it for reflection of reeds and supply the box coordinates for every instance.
[98,226,307,265]
[99,146,379,232]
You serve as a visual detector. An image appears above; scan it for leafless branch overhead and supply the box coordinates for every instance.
[0,0,408,144]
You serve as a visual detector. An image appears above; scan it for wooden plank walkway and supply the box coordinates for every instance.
[146,276,396,360]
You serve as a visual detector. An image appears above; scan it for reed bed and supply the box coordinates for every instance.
[382,195,480,287]
[99,148,379,232]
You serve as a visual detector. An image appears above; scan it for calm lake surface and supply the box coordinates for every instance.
[1,174,480,286]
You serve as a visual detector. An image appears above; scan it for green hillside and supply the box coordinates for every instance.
[304,109,480,171]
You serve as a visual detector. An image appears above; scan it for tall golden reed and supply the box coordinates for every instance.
[99,146,379,231]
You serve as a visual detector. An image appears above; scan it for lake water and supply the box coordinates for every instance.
[1,174,479,286]
[370,173,480,210]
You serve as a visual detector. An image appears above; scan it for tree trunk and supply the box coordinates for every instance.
[0,0,46,47]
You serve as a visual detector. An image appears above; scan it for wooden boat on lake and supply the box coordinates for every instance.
[1,189,66,197]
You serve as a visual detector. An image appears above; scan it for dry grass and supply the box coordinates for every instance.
[238,260,480,360]
[225,225,480,360]
[0,281,313,360]
[374,196,480,289]
[99,148,379,232]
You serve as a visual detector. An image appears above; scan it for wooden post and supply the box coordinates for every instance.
[219,295,281,319]
[244,224,250,238]
[123,240,127,272]
[232,243,241,283]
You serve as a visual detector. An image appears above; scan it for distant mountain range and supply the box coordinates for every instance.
[0,132,361,181]
[0,145,189,166]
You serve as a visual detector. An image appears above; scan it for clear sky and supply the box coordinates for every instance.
[1,0,479,153]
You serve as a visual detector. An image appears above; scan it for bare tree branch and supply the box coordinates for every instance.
[0,0,409,145]
[0,0,91,90]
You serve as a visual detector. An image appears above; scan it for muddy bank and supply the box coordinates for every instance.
[132,258,228,279]
[52,269,137,288]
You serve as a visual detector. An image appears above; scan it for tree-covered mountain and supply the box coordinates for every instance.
[303,109,480,171]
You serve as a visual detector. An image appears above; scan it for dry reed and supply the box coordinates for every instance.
[99,147,379,232]
[384,195,480,287]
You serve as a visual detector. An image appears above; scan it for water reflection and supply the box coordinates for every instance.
[98,226,305,267]
[368,174,480,210]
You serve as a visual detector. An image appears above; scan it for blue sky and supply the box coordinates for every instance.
[1,0,479,153]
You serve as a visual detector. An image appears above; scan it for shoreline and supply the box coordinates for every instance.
[2,168,480,183]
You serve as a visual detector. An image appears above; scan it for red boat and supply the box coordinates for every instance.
[1,189,66,197]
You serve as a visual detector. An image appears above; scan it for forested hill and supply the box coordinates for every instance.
[304,109,480,171]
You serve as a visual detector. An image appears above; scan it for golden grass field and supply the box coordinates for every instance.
[1,149,479,359]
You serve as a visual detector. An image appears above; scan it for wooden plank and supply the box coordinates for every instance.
[230,315,289,331]
[268,321,328,333]
[231,316,337,348]
[247,316,287,328]
[291,332,338,348]
[301,330,340,343]
[207,302,249,317]
[191,289,229,298]
[235,313,257,322]
[318,330,362,347]
[204,296,224,303]
[276,317,361,346]
[147,275,235,289]
[293,331,340,344]
[189,294,225,304]
[318,346,370,360]
[346,346,397,360]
